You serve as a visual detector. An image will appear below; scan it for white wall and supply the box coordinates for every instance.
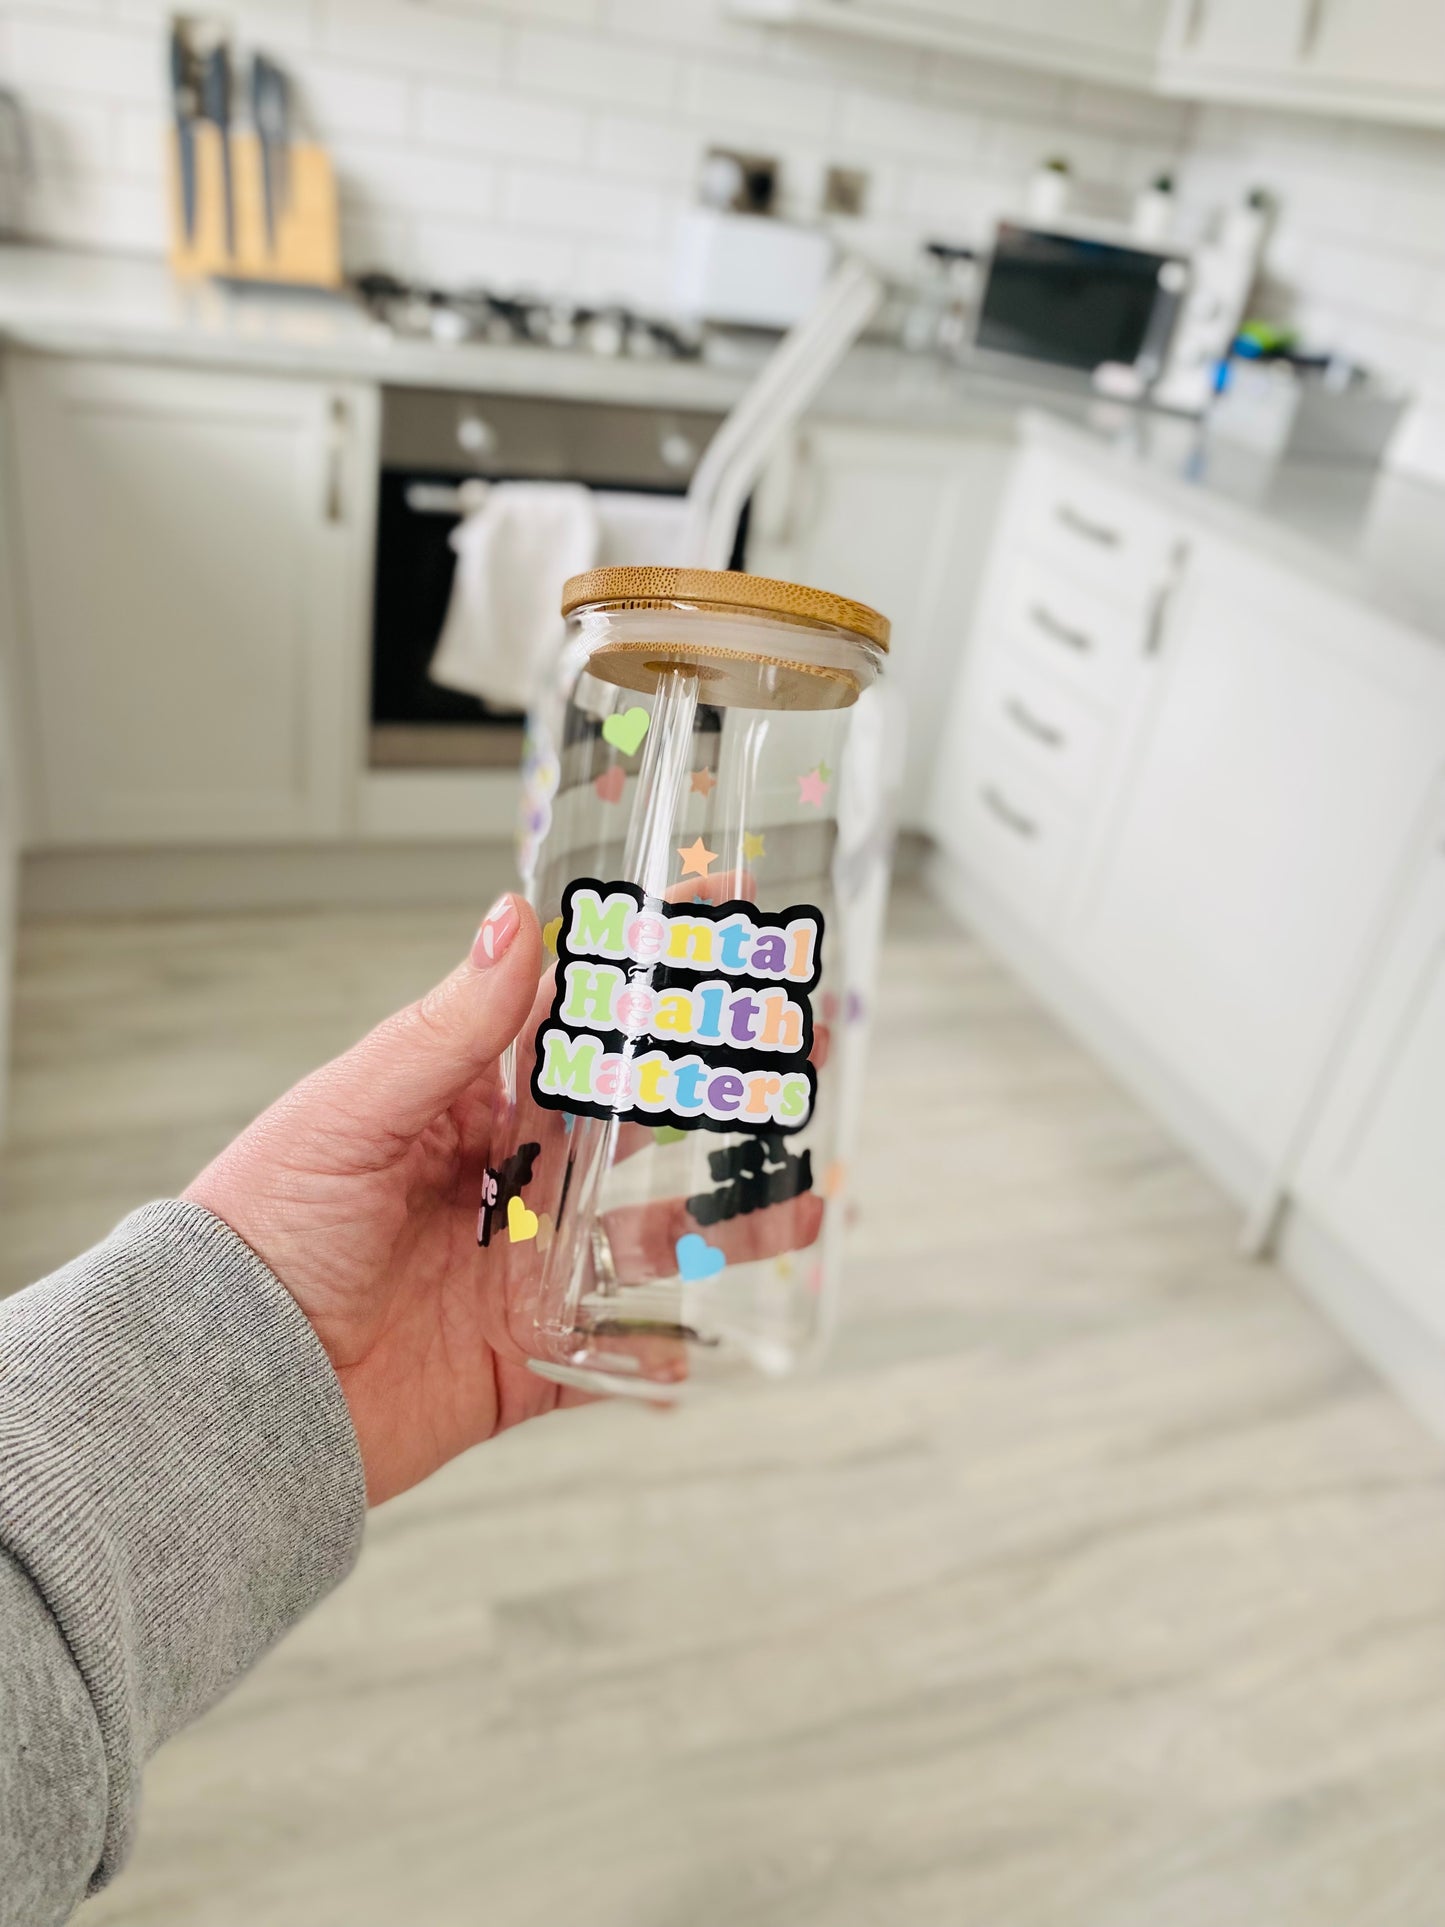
[0,0,1185,304]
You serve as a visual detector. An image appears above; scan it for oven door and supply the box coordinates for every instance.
[369,389,725,771]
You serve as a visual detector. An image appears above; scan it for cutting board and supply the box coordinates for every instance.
[168,123,342,288]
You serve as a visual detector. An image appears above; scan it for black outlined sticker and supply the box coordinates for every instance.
[530,878,823,1137]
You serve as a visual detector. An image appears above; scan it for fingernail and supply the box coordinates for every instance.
[471,893,519,970]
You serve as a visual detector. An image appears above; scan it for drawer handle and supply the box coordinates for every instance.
[324,395,349,525]
[1004,695,1064,750]
[981,784,1038,840]
[1143,539,1192,658]
[1030,602,1092,653]
[1055,501,1120,549]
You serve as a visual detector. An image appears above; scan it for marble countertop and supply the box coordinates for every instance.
[1022,406,1445,648]
[0,243,1047,435]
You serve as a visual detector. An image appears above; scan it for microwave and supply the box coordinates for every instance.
[975,223,1187,382]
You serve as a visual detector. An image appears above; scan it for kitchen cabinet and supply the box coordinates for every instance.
[7,356,376,847]
[1295,785,1445,1348]
[1071,534,1445,1171]
[750,419,1010,832]
[739,0,1445,124]
[1159,0,1310,77]
[1302,0,1445,99]
[929,441,1178,936]
[728,0,1169,87]
[1159,0,1445,124]
[935,429,1445,1195]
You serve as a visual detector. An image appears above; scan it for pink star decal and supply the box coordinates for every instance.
[797,767,829,809]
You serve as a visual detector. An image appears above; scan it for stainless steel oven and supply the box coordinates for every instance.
[370,387,727,769]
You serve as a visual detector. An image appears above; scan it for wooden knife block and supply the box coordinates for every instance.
[168,123,342,288]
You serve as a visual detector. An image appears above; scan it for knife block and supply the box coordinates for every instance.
[168,123,342,288]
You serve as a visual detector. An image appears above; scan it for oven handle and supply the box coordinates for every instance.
[404,478,492,517]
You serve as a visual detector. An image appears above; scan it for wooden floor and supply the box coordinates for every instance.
[6,885,1445,1926]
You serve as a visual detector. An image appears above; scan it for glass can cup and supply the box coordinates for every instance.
[489,566,899,1400]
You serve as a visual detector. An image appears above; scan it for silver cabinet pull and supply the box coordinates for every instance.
[324,395,348,525]
[1030,602,1092,653]
[981,784,1038,840]
[1143,539,1192,657]
[1055,501,1120,548]
[1004,695,1064,749]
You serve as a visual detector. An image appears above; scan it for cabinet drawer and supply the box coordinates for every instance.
[970,638,1108,802]
[958,729,1077,926]
[997,551,1148,708]
[1014,449,1175,607]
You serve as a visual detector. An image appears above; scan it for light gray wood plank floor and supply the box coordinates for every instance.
[5,885,1444,1926]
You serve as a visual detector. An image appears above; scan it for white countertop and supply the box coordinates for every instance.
[5,245,1443,646]
[1022,406,1445,648]
[0,244,1042,435]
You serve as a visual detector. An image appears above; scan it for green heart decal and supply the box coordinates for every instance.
[601,707,650,756]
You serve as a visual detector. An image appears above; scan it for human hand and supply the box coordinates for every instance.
[185,890,824,1506]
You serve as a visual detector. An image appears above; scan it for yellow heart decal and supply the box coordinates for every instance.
[542,916,562,959]
[507,1195,539,1243]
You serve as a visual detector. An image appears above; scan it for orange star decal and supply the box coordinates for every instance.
[677,836,718,878]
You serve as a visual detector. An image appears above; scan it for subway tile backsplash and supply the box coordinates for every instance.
[3,0,1445,405]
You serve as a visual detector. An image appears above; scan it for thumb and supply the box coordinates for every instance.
[320,892,543,1142]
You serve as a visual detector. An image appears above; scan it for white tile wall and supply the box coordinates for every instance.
[0,0,1186,306]
[3,0,1443,411]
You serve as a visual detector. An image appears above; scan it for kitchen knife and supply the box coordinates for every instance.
[251,54,279,253]
[199,40,234,259]
[169,25,199,246]
[268,58,292,226]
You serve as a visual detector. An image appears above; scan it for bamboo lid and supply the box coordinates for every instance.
[561,566,890,652]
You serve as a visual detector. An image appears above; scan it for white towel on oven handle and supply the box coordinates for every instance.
[428,481,599,711]
[595,489,693,567]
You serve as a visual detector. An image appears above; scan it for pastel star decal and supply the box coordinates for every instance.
[797,767,829,809]
[690,768,717,797]
[677,835,718,878]
[743,831,766,861]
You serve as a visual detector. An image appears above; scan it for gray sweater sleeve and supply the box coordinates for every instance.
[0,1199,367,1925]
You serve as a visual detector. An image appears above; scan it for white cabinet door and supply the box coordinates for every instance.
[1162,0,1311,72]
[1296,796,1445,1344]
[1304,0,1445,97]
[751,421,1010,831]
[9,356,375,846]
[730,0,1167,83]
[1073,533,1445,1169]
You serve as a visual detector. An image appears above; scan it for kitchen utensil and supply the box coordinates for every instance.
[169,26,200,245]
[199,40,234,258]
[490,565,898,1401]
[250,53,291,254]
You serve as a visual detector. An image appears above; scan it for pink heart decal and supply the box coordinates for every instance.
[594,765,626,804]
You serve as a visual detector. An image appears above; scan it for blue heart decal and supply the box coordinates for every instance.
[675,1232,726,1282]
